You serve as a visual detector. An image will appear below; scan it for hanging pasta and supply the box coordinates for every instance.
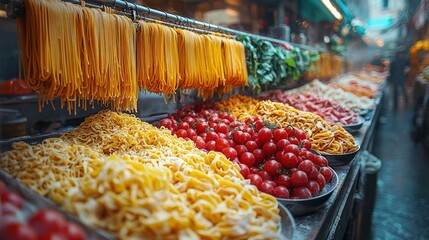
[17,0,138,113]
[136,21,180,95]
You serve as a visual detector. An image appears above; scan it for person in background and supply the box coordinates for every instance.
[388,50,409,110]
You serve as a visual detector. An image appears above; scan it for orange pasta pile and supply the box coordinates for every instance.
[17,0,137,112]
[216,95,358,154]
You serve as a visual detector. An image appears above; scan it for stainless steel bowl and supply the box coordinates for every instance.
[276,168,338,216]
[278,203,295,239]
[321,145,360,166]
[342,116,365,133]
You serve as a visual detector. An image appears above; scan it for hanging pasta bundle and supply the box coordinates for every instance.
[17,0,84,113]
[136,21,179,95]
[17,0,138,113]
[176,29,200,90]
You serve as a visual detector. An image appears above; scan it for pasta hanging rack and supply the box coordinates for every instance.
[5,0,325,52]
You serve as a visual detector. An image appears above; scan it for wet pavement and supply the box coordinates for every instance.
[370,87,429,239]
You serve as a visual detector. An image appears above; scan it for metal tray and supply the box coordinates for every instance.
[321,145,360,166]
[342,116,366,133]
[279,203,296,239]
[276,168,338,216]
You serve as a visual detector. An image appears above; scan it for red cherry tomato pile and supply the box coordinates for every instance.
[158,104,334,199]
[0,181,86,240]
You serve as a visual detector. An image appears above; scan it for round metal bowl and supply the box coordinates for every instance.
[276,168,338,216]
[342,116,366,133]
[321,145,360,166]
[359,109,369,116]
[278,203,295,239]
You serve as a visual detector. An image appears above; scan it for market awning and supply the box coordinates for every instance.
[298,0,353,23]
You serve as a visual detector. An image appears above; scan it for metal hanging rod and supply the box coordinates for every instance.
[6,0,325,52]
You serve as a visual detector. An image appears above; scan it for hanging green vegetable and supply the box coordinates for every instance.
[236,35,320,95]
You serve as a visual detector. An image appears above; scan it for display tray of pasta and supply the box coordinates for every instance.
[0,110,291,239]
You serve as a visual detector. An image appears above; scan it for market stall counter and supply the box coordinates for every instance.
[293,90,384,240]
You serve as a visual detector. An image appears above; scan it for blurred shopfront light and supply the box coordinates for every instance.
[321,0,342,20]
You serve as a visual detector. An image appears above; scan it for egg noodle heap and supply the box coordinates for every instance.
[216,95,358,154]
[0,110,280,239]
[17,0,248,113]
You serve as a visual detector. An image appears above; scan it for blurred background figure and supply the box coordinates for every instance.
[388,50,410,110]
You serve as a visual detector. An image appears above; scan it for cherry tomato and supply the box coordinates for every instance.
[1,191,24,209]
[218,133,227,140]
[257,170,272,181]
[214,123,229,134]
[276,139,291,150]
[273,186,290,198]
[257,127,273,143]
[307,181,320,197]
[290,170,309,187]
[259,181,275,195]
[294,129,307,140]
[240,152,256,167]
[192,136,205,149]
[320,167,333,182]
[280,152,298,168]
[245,141,258,152]
[252,149,265,164]
[232,131,245,145]
[273,128,288,142]
[205,140,216,151]
[275,174,291,188]
[196,122,209,134]
[291,187,312,199]
[299,150,314,161]
[183,116,196,125]
[262,142,277,157]
[159,118,173,128]
[247,174,263,188]
[308,166,319,180]
[1,202,20,217]
[314,155,329,167]
[176,109,188,118]
[206,132,219,142]
[284,144,300,156]
[288,137,300,145]
[64,222,86,240]
[316,174,326,189]
[178,122,190,130]
[0,222,37,240]
[238,164,250,178]
[230,121,242,128]
[28,209,67,236]
[215,138,230,151]
[175,129,188,138]
[263,160,281,176]
[298,160,314,174]
[300,139,312,150]
[234,145,248,157]
[222,147,238,161]
[250,167,259,174]
[187,129,197,138]
[200,110,211,118]
[208,115,220,124]
[243,132,252,142]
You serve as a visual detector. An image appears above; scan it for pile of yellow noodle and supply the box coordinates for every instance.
[216,95,358,154]
[17,0,137,113]
[0,110,280,239]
